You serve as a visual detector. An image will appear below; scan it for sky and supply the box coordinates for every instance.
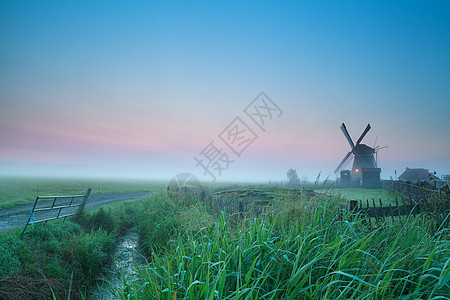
[1,0,449,184]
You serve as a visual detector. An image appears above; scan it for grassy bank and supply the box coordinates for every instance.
[119,190,449,299]
[0,176,166,209]
[0,198,144,299]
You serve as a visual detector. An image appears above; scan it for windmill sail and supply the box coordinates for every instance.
[334,151,352,174]
[340,123,354,148]
[355,124,371,146]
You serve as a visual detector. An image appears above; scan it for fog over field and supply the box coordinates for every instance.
[1,1,449,182]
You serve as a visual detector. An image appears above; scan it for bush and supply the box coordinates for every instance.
[68,229,117,285]
[76,202,139,235]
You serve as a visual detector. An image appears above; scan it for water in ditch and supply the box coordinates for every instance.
[91,227,147,299]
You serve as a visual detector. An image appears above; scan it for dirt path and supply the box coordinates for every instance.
[0,192,150,233]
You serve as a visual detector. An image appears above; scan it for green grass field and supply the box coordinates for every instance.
[0,176,167,209]
[1,187,448,298]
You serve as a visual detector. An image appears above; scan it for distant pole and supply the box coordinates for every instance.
[76,188,91,217]
[395,170,397,181]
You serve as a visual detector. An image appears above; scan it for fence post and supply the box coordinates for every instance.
[349,200,358,221]
[20,196,40,238]
[379,199,385,224]
[373,199,378,226]
[388,199,395,223]
[350,200,358,212]
[395,198,402,226]
[366,199,371,227]
[239,201,244,220]
[77,188,92,217]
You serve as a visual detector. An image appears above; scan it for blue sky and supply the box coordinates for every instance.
[1,1,449,182]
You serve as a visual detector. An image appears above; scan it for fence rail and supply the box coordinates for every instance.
[383,180,448,202]
[20,188,91,238]
[348,196,449,227]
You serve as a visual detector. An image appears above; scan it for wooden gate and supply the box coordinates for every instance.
[20,188,91,238]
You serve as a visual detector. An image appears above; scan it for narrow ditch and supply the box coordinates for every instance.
[91,227,146,299]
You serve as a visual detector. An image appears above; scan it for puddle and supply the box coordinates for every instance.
[91,227,146,299]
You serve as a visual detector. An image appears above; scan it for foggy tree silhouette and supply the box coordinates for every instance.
[287,168,300,187]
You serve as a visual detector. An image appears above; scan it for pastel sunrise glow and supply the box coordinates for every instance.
[1,1,449,182]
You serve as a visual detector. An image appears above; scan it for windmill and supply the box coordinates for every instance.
[335,123,381,188]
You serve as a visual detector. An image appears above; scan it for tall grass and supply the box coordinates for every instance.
[135,191,210,257]
[0,197,144,299]
[117,191,449,299]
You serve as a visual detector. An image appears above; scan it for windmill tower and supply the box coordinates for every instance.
[334,123,381,188]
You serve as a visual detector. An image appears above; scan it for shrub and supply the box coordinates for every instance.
[68,229,117,286]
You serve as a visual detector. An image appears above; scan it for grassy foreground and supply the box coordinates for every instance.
[1,189,448,299]
[117,190,449,299]
[0,198,143,299]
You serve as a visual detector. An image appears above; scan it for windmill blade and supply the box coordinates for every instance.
[356,123,371,145]
[375,145,388,151]
[340,123,354,148]
[372,135,378,148]
[341,155,354,170]
[334,151,353,174]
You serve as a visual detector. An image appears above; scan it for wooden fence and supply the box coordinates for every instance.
[383,180,449,203]
[20,188,91,238]
[179,187,272,218]
[206,197,272,218]
[347,196,449,227]
[179,185,449,227]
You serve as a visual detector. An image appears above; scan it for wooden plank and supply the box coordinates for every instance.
[32,213,78,224]
[379,199,385,224]
[34,203,81,212]
[388,199,395,223]
[395,198,402,226]
[36,194,85,199]
[373,199,378,226]
[366,199,371,227]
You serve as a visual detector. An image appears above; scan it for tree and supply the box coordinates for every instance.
[287,168,301,187]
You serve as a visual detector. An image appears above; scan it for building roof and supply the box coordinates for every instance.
[398,168,434,182]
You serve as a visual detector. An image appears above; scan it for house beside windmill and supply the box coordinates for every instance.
[398,168,436,183]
